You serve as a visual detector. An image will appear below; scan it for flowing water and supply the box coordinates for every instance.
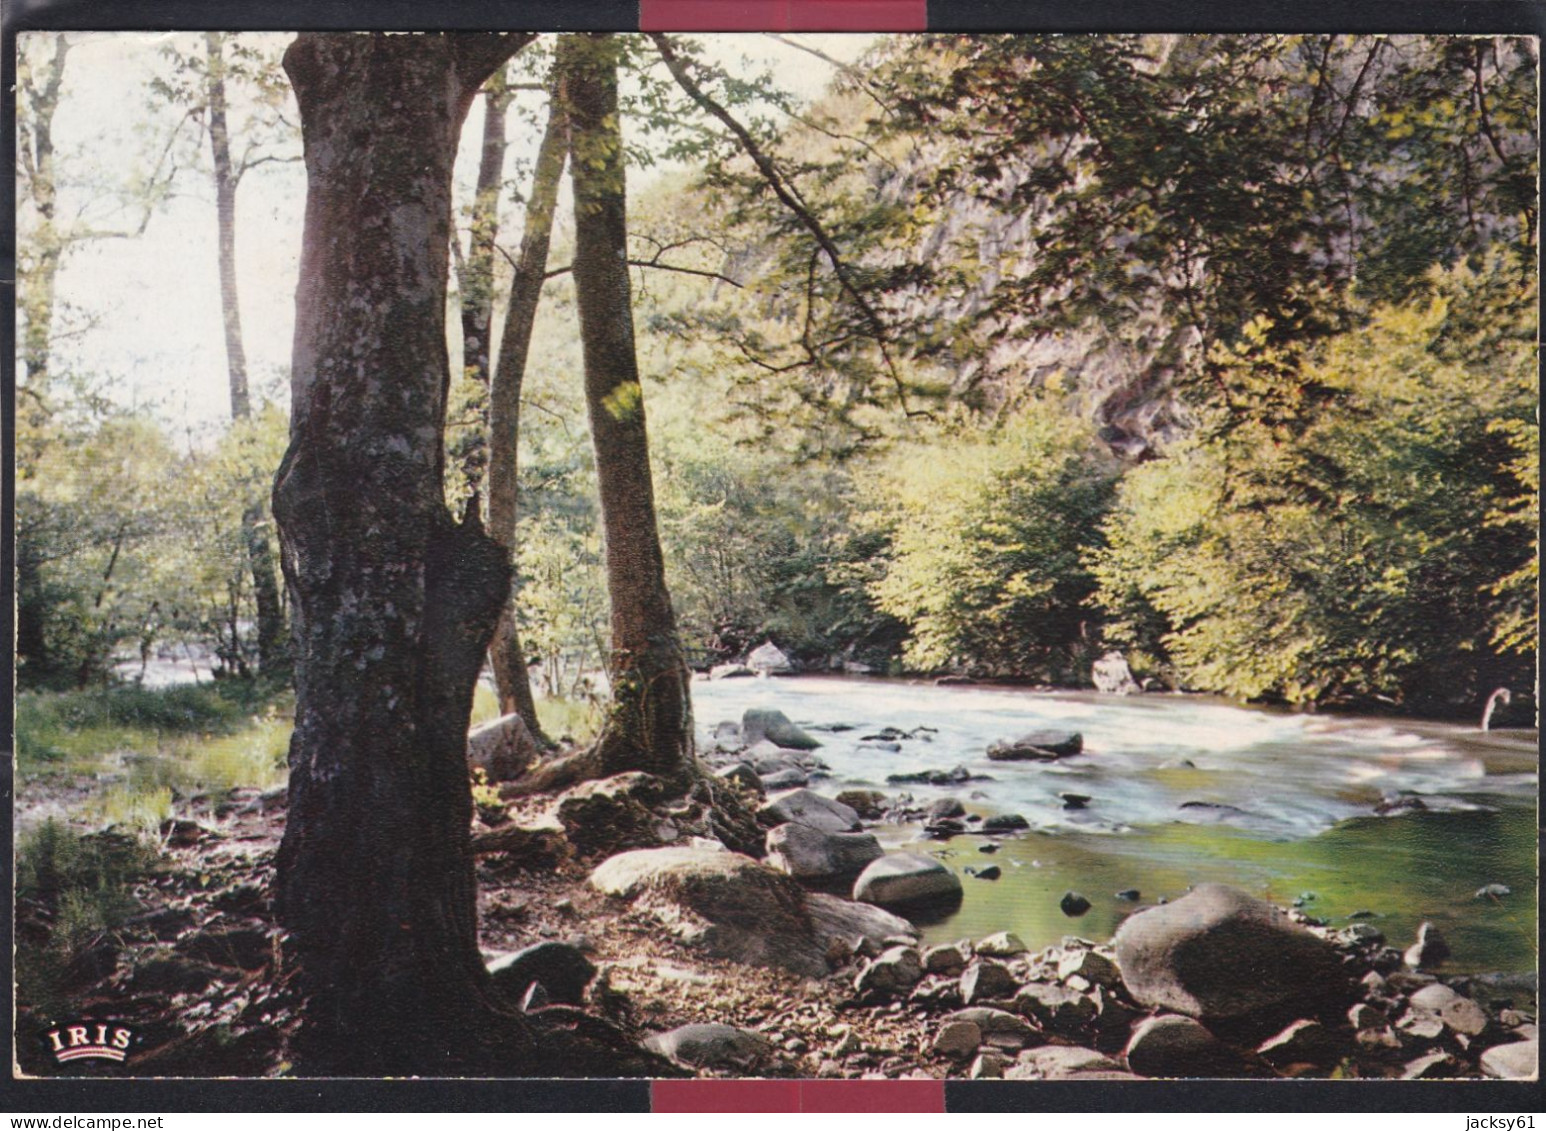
[692,675,1538,975]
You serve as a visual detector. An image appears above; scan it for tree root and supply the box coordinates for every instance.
[497,736,766,857]
[527,1005,688,1078]
[499,746,605,797]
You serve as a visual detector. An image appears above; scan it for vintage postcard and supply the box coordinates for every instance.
[9,1,1540,1112]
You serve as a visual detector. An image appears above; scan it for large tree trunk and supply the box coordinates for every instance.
[272,32,530,1075]
[564,33,695,781]
[487,88,567,740]
[205,32,287,676]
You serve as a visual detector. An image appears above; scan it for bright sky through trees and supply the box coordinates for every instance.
[23,31,876,443]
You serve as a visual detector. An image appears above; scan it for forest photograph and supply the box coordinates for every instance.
[11,29,1539,1084]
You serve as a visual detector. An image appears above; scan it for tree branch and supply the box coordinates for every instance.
[764,32,894,119]
[648,32,922,417]
[540,257,743,287]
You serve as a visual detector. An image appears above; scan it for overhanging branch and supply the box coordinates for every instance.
[647,32,923,418]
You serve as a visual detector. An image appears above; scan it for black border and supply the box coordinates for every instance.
[3,0,1542,1114]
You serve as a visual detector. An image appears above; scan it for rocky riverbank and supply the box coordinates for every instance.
[14,708,1537,1081]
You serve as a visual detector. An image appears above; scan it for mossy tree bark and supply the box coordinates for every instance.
[564,33,695,782]
[272,31,539,1075]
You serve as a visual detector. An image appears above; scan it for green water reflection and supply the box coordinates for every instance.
[906,804,1537,975]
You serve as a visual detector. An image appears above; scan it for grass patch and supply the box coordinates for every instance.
[16,681,282,776]
[17,819,155,922]
[535,695,603,744]
[17,681,294,817]
[16,819,157,1017]
[183,715,291,793]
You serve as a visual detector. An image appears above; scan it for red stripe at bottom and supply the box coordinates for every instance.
[652,1079,946,1112]
[640,0,928,31]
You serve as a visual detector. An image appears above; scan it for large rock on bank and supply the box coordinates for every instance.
[805,892,918,951]
[761,788,860,833]
[645,1023,773,1071]
[591,845,911,977]
[746,642,793,675]
[853,853,963,911]
[743,708,821,750]
[1113,884,1346,1021]
[765,822,883,883]
[591,845,824,976]
[466,712,543,782]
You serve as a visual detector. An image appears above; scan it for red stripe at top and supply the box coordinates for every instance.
[640,0,927,31]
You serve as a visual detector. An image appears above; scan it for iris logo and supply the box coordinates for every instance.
[46,1023,133,1064]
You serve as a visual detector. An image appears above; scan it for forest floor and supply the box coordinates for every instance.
[13,774,956,1080]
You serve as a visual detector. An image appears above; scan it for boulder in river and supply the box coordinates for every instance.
[926,797,966,820]
[987,730,1083,761]
[886,765,982,786]
[1112,883,1346,1021]
[765,821,883,883]
[761,788,860,833]
[709,663,756,680]
[854,853,963,911]
[835,790,888,819]
[746,641,794,674]
[981,813,1030,833]
[1060,891,1092,917]
[1091,651,1141,696]
[742,707,821,750]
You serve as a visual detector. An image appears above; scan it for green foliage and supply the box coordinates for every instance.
[859,403,1117,678]
[1093,259,1536,710]
[652,420,902,666]
[16,820,156,1016]
[16,412,183,687]
[15,400,289,689]
[17,820,155,924]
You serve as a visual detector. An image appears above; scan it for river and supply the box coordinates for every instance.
[691,674,1538,975]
